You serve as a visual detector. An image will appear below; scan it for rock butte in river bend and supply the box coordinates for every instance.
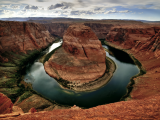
[1,20,160,119]
[44,24,106,85]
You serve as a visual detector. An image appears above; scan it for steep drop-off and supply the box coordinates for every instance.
[44,24,111,91]
[105,25,160,100]
[0,21,61,112]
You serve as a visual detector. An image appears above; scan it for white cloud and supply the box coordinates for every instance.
[11,5,20,9]
[104,8,131,14]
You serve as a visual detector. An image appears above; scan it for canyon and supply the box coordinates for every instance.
[44,24,115,91]
[0,19,160,119]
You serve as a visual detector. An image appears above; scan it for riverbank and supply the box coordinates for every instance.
[0,38,74,113]
[103,41,146,101]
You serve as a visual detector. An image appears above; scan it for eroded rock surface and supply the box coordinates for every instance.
[0,21,54,58]
[0,21,55,113]
[105,26,160,100]
[44,24,106,86]
[0,93,13,114]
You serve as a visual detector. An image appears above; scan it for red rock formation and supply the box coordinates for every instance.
[44,22,113,39]
[2,93,160,119]
[28,108,37,113]
[0,21,55,62]
[44,24,106,85]
[105,25,160,103]
[0,93,13,114]
[1,22,160,120]
[84,23,113,39]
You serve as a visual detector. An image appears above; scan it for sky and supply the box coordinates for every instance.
[0,0,160,21]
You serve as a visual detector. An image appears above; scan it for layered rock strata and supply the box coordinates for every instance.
[0,21,55,112]
[45,22,113,39]
[105,25,160,100]
[1,21,160,119]
[44,24,107,89]
[0,21,54,57]
[0,93,13,114]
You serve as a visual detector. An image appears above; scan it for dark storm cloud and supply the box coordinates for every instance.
[48,2,73,10]
[25,5,39,10]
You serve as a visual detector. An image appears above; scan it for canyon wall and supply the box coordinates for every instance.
[45,22,113,39]
[0,21,56,113]
[105,25,160,101]
[1,21,160,119]
[0,21,55,62]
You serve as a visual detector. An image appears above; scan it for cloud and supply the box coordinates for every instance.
[0,5,11,9]
[0,9,4,13]
[11,5,20,9]
[70,10,97,15]
[105,8,131,14]
[25,5,39,10]
[36,0,50,2]
[48,2,73,10]
[3,10,15,14]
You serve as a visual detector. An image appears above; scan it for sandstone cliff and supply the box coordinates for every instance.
[0,21,55,112]
[44,24,106,88]
[105,25,160,100]
[0,21,54,60]
[0,93,13,114]
[45,22,113,39]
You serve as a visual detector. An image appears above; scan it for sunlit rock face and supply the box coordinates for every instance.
[44,24,106,84]
[0,93,13,114]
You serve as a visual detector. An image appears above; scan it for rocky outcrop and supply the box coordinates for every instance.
[44,24,106,88]
[0,93,13,114]
[14,94,70,113]
[2,93,160,119]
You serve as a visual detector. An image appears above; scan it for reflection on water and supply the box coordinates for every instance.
[48,39,62,53]
[24,41,139,108]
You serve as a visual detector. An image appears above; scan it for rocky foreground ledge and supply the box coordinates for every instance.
[44,24,116,91]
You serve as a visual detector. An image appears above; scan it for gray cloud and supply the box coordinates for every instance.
[0,9,4,13]
[48,2,73,10]
[70,8,131,16]
[25,5,39,10]
[71,10,94,15]
[0,5,10,8]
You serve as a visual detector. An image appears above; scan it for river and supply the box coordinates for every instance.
[24,40,139,108]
